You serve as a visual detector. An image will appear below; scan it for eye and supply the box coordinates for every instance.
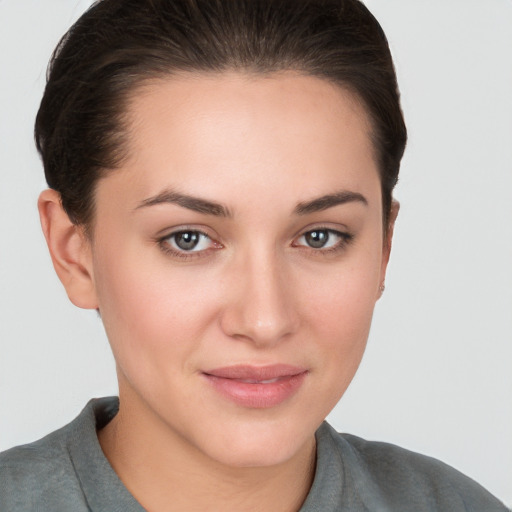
[164,230,213,252]
[294,228,351,250]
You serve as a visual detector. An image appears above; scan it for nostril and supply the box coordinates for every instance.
[221,305,299,346]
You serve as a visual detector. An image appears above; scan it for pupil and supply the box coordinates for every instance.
[306,230,328,248]
[175,232,200,250]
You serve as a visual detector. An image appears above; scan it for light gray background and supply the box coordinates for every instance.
[1,0,511,506]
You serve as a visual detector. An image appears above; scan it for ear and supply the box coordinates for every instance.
[38,189,98,309]
[378,200,399,298]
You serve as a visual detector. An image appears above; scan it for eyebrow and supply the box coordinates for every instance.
[294,190,368,215]
[135,188,367,217]
[135,190,231,217]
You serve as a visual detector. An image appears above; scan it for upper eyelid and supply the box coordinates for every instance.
[157,225,215,240]
[162,229,214,247]
[302,228,345,235]
[294,228,350,241]
[293,224,350,239]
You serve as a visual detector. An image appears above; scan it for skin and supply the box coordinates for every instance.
[39,72,398,512]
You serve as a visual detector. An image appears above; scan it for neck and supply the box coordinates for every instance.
[98,389,316,512]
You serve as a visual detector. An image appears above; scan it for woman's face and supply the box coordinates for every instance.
[86,72,392,467]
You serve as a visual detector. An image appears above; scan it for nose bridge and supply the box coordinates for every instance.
[221,244,298,346]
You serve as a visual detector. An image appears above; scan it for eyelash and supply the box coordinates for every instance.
[157,229,218,260]
[292,227,354,256]
[157,227,353,261]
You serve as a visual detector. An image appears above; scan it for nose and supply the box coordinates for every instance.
[219,251,299,348]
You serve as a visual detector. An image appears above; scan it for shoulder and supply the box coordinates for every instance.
[0,425,84,508]
[316,423,508,511]
[0,424,74,478]
[0,397,118,510]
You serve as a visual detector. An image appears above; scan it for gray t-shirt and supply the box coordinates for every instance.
[0,397,507,511]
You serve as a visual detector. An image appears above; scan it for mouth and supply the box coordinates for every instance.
[202,364,308,408]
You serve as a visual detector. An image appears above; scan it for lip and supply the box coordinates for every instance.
[202,364,308,409]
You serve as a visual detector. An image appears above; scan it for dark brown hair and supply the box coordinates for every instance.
[35,0,406,231]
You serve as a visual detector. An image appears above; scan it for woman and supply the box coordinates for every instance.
[0,0,509,510]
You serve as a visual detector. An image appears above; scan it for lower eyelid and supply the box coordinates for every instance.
[158,239,210,260]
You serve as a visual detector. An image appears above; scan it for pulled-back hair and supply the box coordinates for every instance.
[35,0,406,230]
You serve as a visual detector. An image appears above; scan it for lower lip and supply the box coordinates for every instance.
[203,372,308,409]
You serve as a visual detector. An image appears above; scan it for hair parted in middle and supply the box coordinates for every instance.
[35,0,407,232]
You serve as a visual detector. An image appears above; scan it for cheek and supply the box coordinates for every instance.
[298,249,382,393]
[304,254,381,338]
[91,244,221,374]
[309,281,374,379]
[305,291,374,416]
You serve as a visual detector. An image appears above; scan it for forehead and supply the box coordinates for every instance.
[99,72,379,211]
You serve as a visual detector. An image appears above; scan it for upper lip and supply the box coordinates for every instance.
[203,364,307,381]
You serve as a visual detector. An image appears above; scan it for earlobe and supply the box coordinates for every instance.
[38,189,98,309]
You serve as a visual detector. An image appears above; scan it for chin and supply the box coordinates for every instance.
[193,415,317,469]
